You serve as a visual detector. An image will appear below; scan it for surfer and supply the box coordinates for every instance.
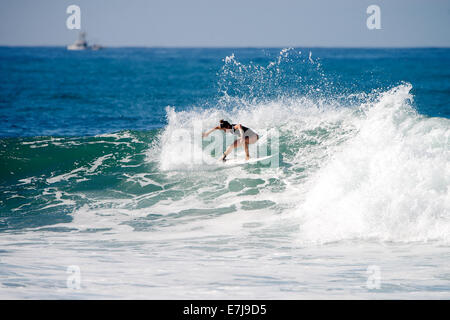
[202,120,259,161]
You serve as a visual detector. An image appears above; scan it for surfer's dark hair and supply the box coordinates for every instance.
[219,119,232,129]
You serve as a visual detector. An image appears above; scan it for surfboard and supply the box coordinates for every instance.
[221,154,277,167]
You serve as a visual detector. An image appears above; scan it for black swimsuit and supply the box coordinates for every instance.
[231,124,258,138]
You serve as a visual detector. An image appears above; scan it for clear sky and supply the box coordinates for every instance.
[0,0,449,47]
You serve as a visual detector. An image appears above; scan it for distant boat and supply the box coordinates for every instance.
[67,32,103,51]
[67,32,88,50]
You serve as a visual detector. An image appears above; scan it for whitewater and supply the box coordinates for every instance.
[0,48,449,298]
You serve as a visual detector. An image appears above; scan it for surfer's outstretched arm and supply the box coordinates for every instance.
[202,126,220,138]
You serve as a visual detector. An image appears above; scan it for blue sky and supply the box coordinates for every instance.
[0,0,449,47]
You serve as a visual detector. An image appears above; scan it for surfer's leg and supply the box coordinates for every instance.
[244,135,258,160]
[244,137,250,160]
[221,139,240,161]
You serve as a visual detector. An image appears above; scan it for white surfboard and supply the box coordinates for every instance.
[221,154,277,167]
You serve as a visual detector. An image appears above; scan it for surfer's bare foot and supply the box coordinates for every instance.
[245,156,250,161]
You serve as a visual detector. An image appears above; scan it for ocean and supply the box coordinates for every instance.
[0,47,449,298]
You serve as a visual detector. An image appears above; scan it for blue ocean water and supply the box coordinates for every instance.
[1,47,449,137]
[0,47,449,298]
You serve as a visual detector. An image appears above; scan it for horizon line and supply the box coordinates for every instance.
[1,44,450,49]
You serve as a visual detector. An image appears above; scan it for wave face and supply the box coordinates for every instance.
[0,48,449,298]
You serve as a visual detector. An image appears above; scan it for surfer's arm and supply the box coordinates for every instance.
[202,126,220,138]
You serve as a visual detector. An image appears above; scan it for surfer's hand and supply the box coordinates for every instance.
[202,132,207,138]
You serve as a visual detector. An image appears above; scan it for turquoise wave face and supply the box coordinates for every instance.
[0,130,157,230]
[0,128,285,231]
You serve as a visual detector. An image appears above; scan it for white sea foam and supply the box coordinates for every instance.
[296,84,450,243]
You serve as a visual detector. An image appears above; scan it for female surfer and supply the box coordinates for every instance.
[202,120,259,161]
